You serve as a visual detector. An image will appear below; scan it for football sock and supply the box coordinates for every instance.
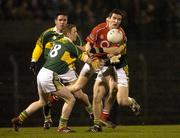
[43,103,52,121]
[58,117,68,128]
[19,110,29,122]
[128,97,133,106]
[94,119,101,126]
[85,105,93,114]
[100,110,109,121]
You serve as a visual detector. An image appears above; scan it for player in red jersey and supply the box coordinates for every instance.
[66,9,140,132]
[85,9,140,132]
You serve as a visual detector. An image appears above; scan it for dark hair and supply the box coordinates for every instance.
[55,11,68,19]
[108,9,124,18]
[62,24,76,36]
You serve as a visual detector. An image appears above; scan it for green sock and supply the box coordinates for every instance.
[94,119,101,126]
[85,105,93,114]
[43,103,52,121]
[58,117,68,128]
[19,110,28,122]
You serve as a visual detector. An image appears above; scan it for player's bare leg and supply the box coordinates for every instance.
[43,93,56,129]
[88,80,105,132]
[11,90,49,131]
[73,89,93,119]
[11,86,76,132]
[53,87,76,133]
[99,76,117,128]
[68,64,94,92]
[117,85,140,116]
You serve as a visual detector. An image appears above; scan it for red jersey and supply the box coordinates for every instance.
[86,22,126,48]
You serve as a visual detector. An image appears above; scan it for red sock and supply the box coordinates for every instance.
[48,95,58,103]
[100,111,109,121]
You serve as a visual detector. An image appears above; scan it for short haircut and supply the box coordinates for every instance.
[108,9,124,18]
[55,11,68,19]
[62,24,76,36]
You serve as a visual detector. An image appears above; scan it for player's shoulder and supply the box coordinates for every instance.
[41,27,55,36]
[91,22,107,35]
[56,37,71,44]
[95,22,107,30]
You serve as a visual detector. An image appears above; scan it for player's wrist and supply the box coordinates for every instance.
[31,59,37,62]
[90,47,104,54]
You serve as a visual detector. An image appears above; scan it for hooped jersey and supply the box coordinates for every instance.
[86,22,128,69]
[43,37,84,75]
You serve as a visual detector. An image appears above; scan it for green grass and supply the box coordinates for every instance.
[0,125,180,138]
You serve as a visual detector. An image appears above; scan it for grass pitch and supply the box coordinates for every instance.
[0,125,180,138]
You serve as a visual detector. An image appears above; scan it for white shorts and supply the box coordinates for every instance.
[96,66,109,81]
[116,67,129,87]
[58,69,77,83]
[37,67,63,93]
[79,63,93,76]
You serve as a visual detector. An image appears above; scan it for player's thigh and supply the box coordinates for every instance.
[117,85,129,100]
[78,63,93,83]
[93,80,106,100]
[70,86,83,97]
[37,68,58,104]
[53,86,75,102]
[37,90,49,105]
[58,69,78,84]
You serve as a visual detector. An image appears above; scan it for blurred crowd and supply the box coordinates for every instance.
[0,0,179,39]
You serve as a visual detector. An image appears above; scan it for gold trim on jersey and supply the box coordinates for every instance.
[45,42,53,49]
[57,37,69,44]
[32,44,43,61]
[60,51,76,65]
[53,72,63,91]
[123,65,129,76]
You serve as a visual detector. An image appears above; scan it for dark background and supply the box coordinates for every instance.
[0,0,180,127]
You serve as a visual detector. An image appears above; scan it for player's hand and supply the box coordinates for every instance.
[29,61,38,75]
[90,47,104,54]
[90,58,103,71]
[104,54,121,66]
[88,47,106,58]
[110,54,121,63]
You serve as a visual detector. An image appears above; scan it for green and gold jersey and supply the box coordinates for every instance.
[74,34,84,46]
[31,27,84,64]
[31,27,64,63]
[43,37,83,74]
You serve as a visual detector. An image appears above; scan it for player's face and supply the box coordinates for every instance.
[68,27,78,41]
[108,13,122,29]
[55,15,68,32]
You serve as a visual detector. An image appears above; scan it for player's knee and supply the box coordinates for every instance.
[38,99,47,107]
[74,91,84,99]
[73,84,83,92]
[68,95,76,105]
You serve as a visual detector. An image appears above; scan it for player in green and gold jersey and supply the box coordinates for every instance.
[30,12,84,74]
[29,12,85,129]
[11,24,100,133]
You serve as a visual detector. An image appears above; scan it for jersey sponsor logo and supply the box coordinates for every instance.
[52,36,57,40]
[100,40,110,48]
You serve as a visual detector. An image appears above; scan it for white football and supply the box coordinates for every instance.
[107,29,123,44]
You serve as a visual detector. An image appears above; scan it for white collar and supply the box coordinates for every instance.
[53,26,63,34]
